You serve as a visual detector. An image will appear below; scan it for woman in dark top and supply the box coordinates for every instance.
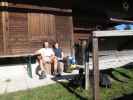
[53,42,64,60]
[53,42,64,76]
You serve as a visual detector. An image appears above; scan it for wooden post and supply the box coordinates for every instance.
[85,62,89,90]
[1,2,8,55]
[85,37,90,90]
[91,30,133,100]
[92,37,100,100]
[27,55,32,78]
[70,16,75,57]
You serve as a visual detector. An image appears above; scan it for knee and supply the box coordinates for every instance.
[52,57,57,63]
[37,55,43,63]
[37,55,42,60]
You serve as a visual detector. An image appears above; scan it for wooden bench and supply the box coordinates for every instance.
[0,53,36,78]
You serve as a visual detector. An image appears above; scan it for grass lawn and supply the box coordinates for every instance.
[0,66,133,100]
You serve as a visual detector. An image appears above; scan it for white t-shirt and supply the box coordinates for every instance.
[37,48,54,62]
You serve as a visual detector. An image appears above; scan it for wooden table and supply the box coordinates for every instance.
[0,53,36,78]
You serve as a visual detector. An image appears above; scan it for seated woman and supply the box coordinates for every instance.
[35,41,57,79]
[53,42,64,76]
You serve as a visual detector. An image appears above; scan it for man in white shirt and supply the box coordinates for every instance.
[35,41,57,78]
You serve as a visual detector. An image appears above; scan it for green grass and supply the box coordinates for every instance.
[0,67,133,100]
[0,83,89,100]
[101,67,133,100]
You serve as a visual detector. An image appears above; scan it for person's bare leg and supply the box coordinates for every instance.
[37,56,45,72]
[58,62,64,75]
[54,59,58,74]
[39,60,46,72]
[51,57,58,75]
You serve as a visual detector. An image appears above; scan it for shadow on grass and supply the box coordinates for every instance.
[100,67,132,83]
[51,74,88,100]
[113,93,133,100]
[121,62,133,70]
[109,62,133,82]
[113,69,131,79]
[50,62,133,99]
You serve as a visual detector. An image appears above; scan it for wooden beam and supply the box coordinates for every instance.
[74,27,95,31]
[93,30,133,37]
[0,2,72,13]
[0,2,8,6]
[92,37,100,100]
[110,18,133,23]
[0,53,35,58]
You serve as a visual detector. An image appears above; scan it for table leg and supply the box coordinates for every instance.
[27,55,32,78]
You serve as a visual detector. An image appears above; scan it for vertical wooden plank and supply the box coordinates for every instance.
[53,15,56,40]
[2,11,8,55]
[47,14,50,36]
[40,13,44,35]
[0,13,3,55]
[51,15,55,34]
[69,16,74,57]
[8,12,28,54]
[92,37,100,100]
[45,14,48,35]
[85,38,90,90]
[28,13,30,35]
[48,14,56,41]
[44,14,47,34]
[55,15,73,56]
[85,61,89,90]
[1,2,8,55]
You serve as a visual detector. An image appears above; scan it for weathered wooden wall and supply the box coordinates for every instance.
[28,13,56,52]
[55,16,73,56]
[0,13,3,55]
[74,33,90,42]
[0,11,73,56]
[7,12,29,54]
[0,2,73,56]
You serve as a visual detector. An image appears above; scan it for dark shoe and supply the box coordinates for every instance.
[56,74,61,77]
[39,75,44,79]
[52,72,57,76]
[39,71,46,79]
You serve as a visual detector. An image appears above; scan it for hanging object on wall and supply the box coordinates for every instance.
[122,0,129,11]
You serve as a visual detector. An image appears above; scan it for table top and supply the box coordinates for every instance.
[0,53,36,58]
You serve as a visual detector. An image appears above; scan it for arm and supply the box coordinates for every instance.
[34,49,42,62]
[35,50,41,55]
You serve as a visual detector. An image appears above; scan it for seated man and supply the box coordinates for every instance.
[53,42,64,76]
[35,41,57,79]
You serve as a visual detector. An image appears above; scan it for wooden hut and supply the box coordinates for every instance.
[0,1,73,56]
[1,0,133,57]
